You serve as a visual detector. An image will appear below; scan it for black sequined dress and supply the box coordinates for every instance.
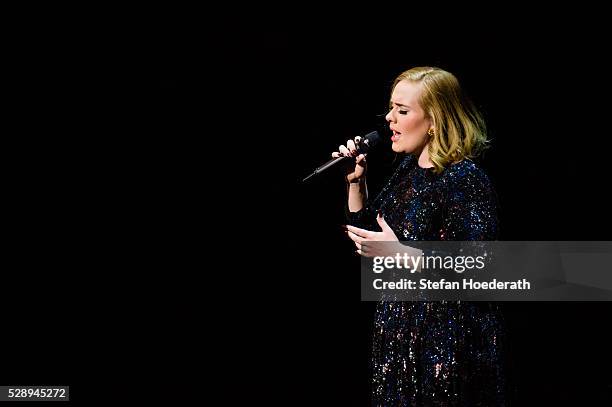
[349,154,508,406]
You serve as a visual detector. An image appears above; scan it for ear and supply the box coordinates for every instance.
[425,114,434,132]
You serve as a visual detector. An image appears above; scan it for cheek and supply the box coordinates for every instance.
[398,115,430,136]
[398,115,420,131]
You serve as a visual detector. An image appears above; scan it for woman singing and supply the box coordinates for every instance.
[334,67,508,406]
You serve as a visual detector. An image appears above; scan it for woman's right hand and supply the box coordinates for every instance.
[332,137,367,183]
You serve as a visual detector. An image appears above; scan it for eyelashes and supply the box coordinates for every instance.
[388,105,409,115]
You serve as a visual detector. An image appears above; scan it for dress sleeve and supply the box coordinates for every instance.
[345,155,413,232]
[441,166,499,241]
[346,203,378,231]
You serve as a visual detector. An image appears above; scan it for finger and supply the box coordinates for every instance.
[376,212,391,231]
[332,151,340,158]
[360,242,371,256]
[359,247,374,258]
[356,154,366,164]
[346,230,365,243]
[347,139,356,154]
[339,145,350,156]
[353,240,362,251]
[346,224,374,239]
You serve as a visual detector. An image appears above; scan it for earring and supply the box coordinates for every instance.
[427,128,435,137]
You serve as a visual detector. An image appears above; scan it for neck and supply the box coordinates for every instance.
[417,143,434,169]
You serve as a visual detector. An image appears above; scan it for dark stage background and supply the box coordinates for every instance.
[215,27,612,406]
[4,13,611,405]
[215,28,611,405]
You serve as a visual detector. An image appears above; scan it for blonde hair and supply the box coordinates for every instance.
[392,67,488,173]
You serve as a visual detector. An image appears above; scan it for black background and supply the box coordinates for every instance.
[217,23,612,406]
[4,9,612,406]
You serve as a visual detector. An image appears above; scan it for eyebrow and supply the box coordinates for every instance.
[390,101,410,107]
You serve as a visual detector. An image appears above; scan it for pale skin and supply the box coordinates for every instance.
[332,80,434,256]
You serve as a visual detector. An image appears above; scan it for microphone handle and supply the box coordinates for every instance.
[302,156,349,182]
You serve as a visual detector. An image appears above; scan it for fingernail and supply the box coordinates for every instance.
[340,225,348,231]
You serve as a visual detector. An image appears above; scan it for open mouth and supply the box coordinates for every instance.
[391,130,401,142]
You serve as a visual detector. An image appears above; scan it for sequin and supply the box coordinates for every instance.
[349,154,508,406]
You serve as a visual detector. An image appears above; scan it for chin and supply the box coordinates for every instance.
[392,143,415,154]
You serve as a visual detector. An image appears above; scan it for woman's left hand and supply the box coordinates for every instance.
[346,213,400,257]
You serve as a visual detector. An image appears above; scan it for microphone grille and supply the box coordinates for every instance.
[360,130,380,152]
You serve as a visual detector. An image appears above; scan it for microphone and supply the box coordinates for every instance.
[302,130,381,182]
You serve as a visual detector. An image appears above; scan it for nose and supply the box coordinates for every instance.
[385,109,394,123]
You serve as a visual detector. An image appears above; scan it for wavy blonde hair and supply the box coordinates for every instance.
[392,67,488,173]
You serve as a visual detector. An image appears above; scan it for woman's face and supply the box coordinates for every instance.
[385,80,432,154]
